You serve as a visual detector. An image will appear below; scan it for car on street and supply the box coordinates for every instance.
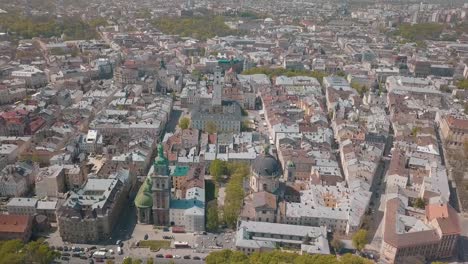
[165,254,173,258]
[183,255,191,259]
[174,255,181,259]
[62,253,70,257]
[163,227,170,232]
[61,257,70,261]
[156,254,164,258]
[116,240,122,246]
[193,256,201,260]
[144,234,149,240]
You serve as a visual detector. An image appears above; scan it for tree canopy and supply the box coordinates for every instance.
[205,121,218,134]
[152,16,244,40]
[0,13,100,40]
[179,117,191,130]
[350,82,369,97]
[352,229,368,251]
[331,237,344,254]
[0,239,60,264]
[223,162,250,228]
[206,250,372,264]
[209,159,227,183]
[393,23,444,42]
[414,198,426,209]
[456,79,468,90]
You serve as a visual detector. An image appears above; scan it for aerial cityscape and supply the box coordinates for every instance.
[0,0,467,263]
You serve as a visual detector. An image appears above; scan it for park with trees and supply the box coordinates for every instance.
[205,249,373,264]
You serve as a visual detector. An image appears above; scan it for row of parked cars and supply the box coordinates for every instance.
[155,254,205,260]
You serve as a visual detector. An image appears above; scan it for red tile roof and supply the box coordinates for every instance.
[0,214,32,234]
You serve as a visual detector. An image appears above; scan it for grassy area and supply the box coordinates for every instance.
[138,240,171,251]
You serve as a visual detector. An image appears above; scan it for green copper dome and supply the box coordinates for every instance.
[154,144,168,166]
[135,176,153,208]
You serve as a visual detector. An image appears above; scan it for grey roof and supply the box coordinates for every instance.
[252,154,281,177]
[7,197,38,207]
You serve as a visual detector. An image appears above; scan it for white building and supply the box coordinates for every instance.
[283,181,371,235]
[7,197,38,215]
[169,187,205,232]
[235,221,330,255]
[11,65,48,88]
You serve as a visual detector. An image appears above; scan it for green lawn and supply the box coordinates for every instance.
[138,240,171,251]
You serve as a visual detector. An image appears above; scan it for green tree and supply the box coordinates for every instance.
[106,260,115,264]
[414,198,426,209]
[207,201,219,232]
[223,163,249,228]
[152,16,244,40]
[146,258,154,264]
[206,249,372,264]
[457,79,468,89]
[191,70,202,81]
[179,117,190,130]
[351,82,369,97]
[340,253,373,264]
[0,239,59,264]
[123,257,132,264]
[241,120,251,132]
[209,159,227,182]
[331,237,344,254]
[352,229,368,251]
[394,23,444,42]
[205,121,217,134]
[411,126,421,137]
[132,259,143,264]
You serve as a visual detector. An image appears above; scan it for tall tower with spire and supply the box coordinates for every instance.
[151,144,171,226]
[212,66,223,107]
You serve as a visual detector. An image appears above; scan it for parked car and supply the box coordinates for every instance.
[61,257,70,261]
[163,227,170,232]
[63,246,69,251]
[156,254,164,258]
[183,255,191,259]
[144,234,149,240]
[116,240,122,246]
[62,253,70,257]
[165,254,173,258]
[89,246,97,250]
[174,255,181,259]
[57,246,63,251]
[193,256,201,260]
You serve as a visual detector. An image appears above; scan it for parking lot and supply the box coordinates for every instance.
[48,221,235,263]
[195,231,236,252]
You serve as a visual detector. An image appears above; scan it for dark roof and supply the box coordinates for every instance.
[252,154,281,177]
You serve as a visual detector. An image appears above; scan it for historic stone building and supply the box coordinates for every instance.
[135,144,171,226]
